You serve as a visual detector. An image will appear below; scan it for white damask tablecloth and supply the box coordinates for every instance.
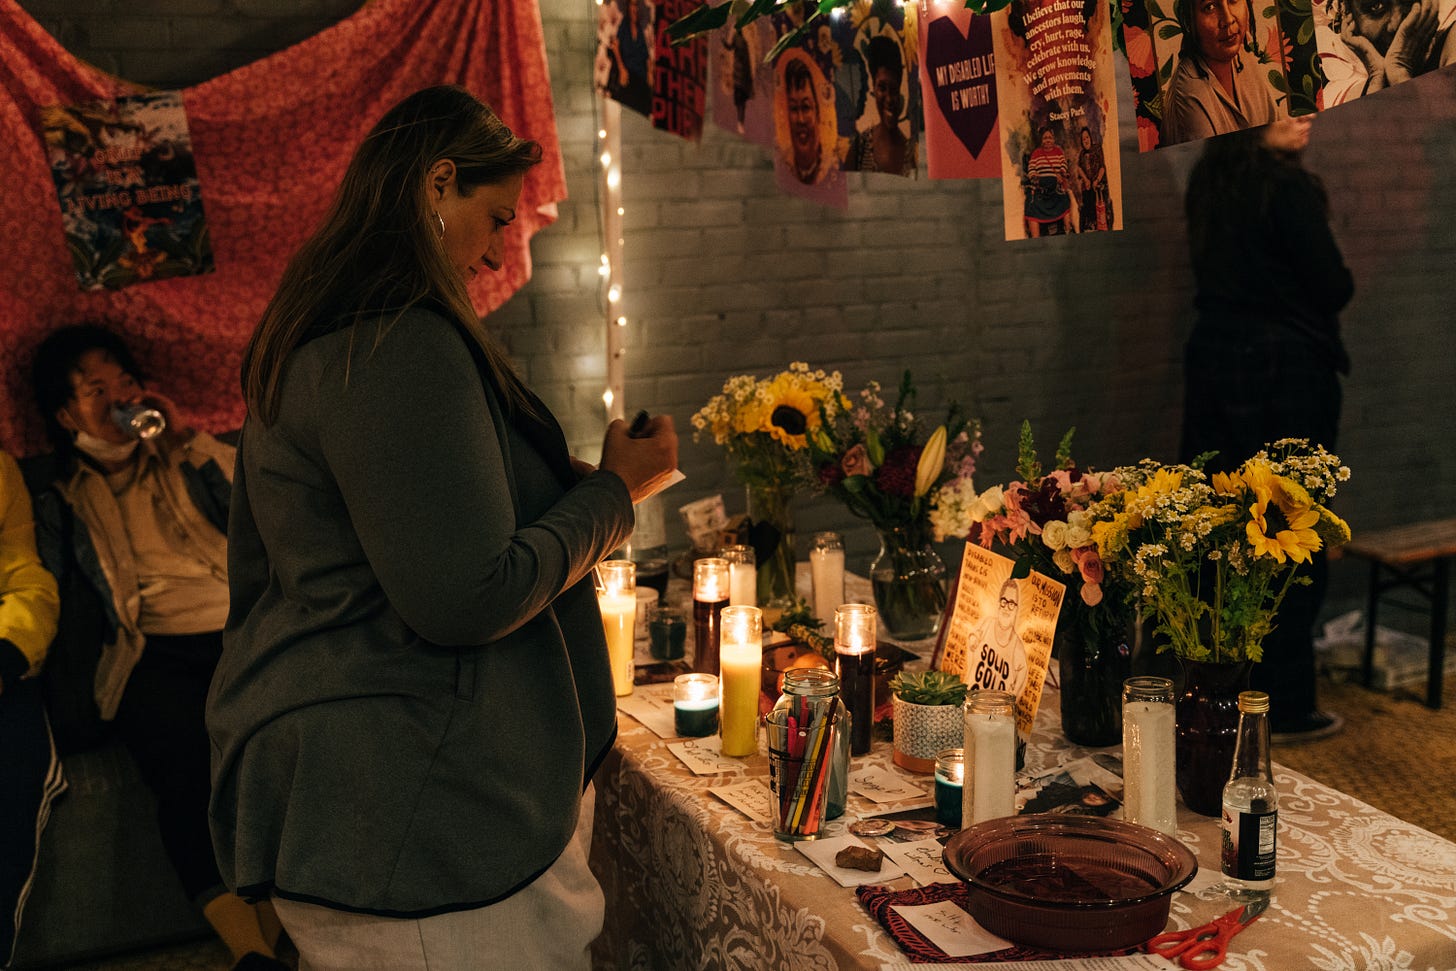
[588,570,1456,970]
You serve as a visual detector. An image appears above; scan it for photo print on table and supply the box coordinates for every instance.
[990,0,1125,238]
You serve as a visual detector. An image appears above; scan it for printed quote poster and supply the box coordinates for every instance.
[990,0,1123,239]
[936,543,1063,737]
[41,91,213,291]
[919,2,1001,179]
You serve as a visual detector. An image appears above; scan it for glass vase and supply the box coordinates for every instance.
[1175,658,1252,817]
[745,484,796,616]
[869,524,948,641]
[1055,601,1133,748]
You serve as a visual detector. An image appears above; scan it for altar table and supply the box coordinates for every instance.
[589,680,1456,971]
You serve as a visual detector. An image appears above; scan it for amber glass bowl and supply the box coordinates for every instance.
[942,814,1198,951]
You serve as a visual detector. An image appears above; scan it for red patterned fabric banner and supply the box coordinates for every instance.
[0,0,567,455]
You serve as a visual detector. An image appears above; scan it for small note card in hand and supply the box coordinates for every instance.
[709,780,772,822]
[850,766,927,804]
[669,736,745,775]
[888,901,1012,958]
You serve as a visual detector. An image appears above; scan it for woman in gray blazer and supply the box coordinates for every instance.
[207,85,677,971]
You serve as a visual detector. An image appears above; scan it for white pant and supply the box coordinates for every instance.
[273,784,603,971]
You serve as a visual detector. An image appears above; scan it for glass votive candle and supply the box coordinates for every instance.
[597,559,637,698]
[674,673,719,737]
[834,603,877,755]
[934,748,965,828]
[648,604,687,661]
[810,531,845,630]
[721,544,757,607]
[719,605,764,757]
[692,557,730,676]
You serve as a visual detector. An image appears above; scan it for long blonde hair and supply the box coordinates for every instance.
[242,85,542,425]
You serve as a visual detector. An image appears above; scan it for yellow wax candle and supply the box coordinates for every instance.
[598,590,637,697]
[719,606,763,757]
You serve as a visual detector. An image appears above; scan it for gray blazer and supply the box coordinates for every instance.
[207,309,632,916]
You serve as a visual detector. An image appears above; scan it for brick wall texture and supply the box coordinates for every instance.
[18,0,1456,624]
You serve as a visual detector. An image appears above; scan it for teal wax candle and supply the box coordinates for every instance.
[674,698,719,737]
[934,748,965,828]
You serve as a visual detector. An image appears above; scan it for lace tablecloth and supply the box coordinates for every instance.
[588,573,1456,970]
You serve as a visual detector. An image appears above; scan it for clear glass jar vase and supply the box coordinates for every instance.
[1056,601,1133,748]
[745,484,796,615]
[869,523,948,641]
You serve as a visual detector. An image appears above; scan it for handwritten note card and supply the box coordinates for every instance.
[889,900,1013,957]
[879,837,958,887]
[850,766,928,804]
[669,736,746,775]
[616,683,678,738]
[709,780,773,822]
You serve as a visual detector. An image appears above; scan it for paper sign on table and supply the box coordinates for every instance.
[709,780,773,822]
[879,955,1179,970]
[669,736,746,775]
[850,766,927,804]
[879,837,958,887]
[889,900,1014,957]
[616,684,677,738]
[796,833,907,887]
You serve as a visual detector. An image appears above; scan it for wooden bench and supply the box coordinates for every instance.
[1343,517,1456,709]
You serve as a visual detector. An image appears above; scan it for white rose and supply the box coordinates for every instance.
[1065,525,1092,549]
[1053,549,1075,574]
[1041,520,1069,551]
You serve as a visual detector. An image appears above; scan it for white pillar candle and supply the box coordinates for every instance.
[722,545,757,607]
[719,605,763,757]
[810,532,845,629]
[1123,677,1178,835]
[964,690,1017,827]
[597,559,637,698]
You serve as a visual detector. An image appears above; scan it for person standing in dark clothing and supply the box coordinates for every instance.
[1181,115,1354,743]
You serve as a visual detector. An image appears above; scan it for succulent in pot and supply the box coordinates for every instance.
[889,670,968,773]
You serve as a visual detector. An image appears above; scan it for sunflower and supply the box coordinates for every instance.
[759,373,824,449]
[1245,482,1322,564]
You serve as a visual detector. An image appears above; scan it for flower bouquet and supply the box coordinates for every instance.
[1088,438,1351,814]
[933,422,1136,746]
[692,362,845,607]
[1089,438,1351,665]
[809,371,981,639]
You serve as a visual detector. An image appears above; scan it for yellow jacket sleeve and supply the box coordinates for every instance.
[0,450,60,681]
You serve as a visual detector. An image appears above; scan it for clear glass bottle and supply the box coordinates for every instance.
[772,668,850,820]
[1221,690,1277,899]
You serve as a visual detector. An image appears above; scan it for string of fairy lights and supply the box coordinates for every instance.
[593,0,626,424]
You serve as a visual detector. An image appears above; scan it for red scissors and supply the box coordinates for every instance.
[1145,896,1269,969]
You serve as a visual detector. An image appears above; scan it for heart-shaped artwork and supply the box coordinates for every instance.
[924,14,998,160]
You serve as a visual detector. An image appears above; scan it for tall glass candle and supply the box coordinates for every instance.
[963,690,1017,826]
[834,603,877,755]
[692,557,730,676]
[1123,676,1177,834]
[597,560,637,697]
[673,673,719,737]
[810,532,845,629]
[721,544,757,607]
[719,606,763,757]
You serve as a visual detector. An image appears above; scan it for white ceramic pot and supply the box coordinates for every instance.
[892,695,963,773]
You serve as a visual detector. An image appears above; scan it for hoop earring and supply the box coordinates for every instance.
[432,209,446,239]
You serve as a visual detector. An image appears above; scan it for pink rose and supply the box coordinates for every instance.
[1076,549,1105,586]
[841,443,872,478]
[1080,581,1104,606]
